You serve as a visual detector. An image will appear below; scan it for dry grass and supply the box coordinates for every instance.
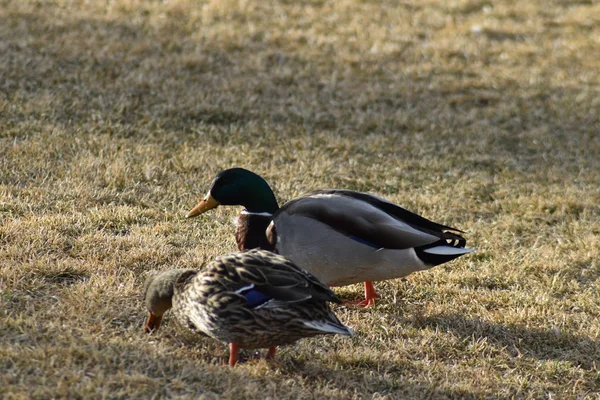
[1,0,599,398]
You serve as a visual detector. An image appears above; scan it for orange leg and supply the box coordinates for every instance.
[228,342,240,366]
[366,281,381,299]
[345,281,379,307]
[265,346,277,360]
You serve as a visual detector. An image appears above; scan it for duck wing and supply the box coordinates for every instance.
[208,250,342,309]
[276,190,464,250]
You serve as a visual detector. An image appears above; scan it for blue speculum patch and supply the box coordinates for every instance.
[349,235,380,249]
[240,287,272,308]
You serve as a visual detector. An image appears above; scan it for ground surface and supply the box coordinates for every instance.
[1,0,599,398]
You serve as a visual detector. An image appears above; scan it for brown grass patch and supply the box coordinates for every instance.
[1,0,599,398]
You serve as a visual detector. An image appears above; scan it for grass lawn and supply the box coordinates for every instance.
[1,0,599,398]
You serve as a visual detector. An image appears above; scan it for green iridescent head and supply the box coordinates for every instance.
[187,168,279,217]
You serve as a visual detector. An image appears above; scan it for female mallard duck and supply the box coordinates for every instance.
[143,249,352,366]
[187,168,474,307]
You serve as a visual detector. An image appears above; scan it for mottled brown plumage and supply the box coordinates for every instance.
[143,250,352,366]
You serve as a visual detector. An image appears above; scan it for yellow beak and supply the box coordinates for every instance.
[186,193,220,218]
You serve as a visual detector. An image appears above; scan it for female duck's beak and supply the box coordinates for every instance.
[186,193,220,218]
[144,312,163,333]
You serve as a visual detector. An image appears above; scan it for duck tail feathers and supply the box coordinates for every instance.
[302,320,354,336]
[415,237,475,266]
[423,246,475,256]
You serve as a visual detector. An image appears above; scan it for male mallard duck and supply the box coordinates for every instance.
[143,249,352,366]
[187,168,475,306]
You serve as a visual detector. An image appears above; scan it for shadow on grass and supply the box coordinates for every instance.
[273,357,485,400]
[1,318,485,399]
[2,4,598,172]
[110,316,489,398]
[410,312,600,370]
